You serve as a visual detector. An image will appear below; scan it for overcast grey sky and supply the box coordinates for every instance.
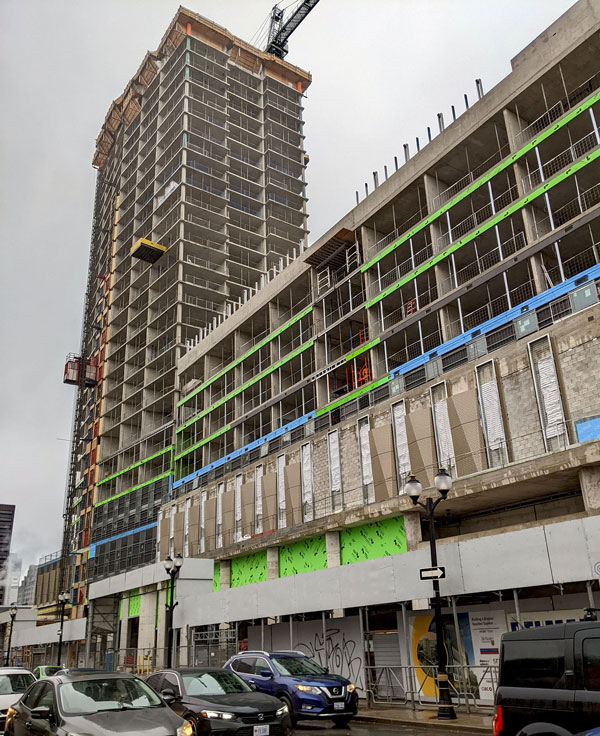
[0,0,576,578]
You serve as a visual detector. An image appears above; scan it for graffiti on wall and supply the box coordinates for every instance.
[296,626,364,691]
[249,616,365,693]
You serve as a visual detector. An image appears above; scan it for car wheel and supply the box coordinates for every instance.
[279,694,298,726]
[332,716,352,728]
[184,714,199,735]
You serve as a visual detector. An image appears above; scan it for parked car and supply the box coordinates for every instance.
[224,650,358,726]
[146,667,293,736]
[32,666,61,680]
[0,669,35,733]
[493,620,600,735]
[4,670,193,736]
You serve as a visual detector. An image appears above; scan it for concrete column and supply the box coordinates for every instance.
[220,560,231,589]
[137,587,157,653]
[579,466,600,511]
[118,598,128,651]
[267,547,279,580]
[179,625,190,667]
[404,511,423,551]
[438,303,461,342]
[530,253,548,294]
[503,108,529,153]
[156,586,168,670]
[325,531,341,568]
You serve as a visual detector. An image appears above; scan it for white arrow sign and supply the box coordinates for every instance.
[420,566,446,580]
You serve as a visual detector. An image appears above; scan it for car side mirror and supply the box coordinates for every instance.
[30,706,51,720]
[161,688,178,703]
[259,669,273,678]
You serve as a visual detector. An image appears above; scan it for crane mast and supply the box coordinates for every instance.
[266,0,321,59]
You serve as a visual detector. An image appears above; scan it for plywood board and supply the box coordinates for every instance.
[447,390,486,476]
[262,472,278,535]
[173,511,184,555]
[241,481,255,538]
[222,491,235,548]
[405,408,436,488]
[188,505,201,557]
[284,463,303,527]
[159,516,170,560]
[204,496,217,552]
[369,424,398,502]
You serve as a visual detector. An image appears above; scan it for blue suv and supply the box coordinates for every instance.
[224,651,358,726]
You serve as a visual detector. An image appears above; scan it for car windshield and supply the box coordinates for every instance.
[0,673,35,694]
[41,667,61,676]
[182,671,251,696]
[59,677,163,715]
[271,656,327,676]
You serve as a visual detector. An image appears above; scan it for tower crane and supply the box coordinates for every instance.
[266,0,321,59]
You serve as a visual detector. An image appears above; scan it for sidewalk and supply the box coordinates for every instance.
[355,704,492,733]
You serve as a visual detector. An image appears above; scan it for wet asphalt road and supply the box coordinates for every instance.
[294,719,481,736]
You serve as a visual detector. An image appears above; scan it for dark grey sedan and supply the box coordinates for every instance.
[5,671,193,736]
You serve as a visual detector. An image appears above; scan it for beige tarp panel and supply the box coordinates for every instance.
[173,511,184,555]
[447,390,486,476]
[221,491,235,548]
[284,463,303,527]
[262,472,278,534]
[204,496,217,552]
[369,423,398,502]
[241,481,255,537]
[188,504,201,557]
[159,516,170,560]
[405,407,437,488]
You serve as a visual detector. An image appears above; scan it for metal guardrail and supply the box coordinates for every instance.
[364,664,497,713]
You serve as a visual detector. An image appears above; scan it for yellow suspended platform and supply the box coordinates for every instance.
[130,238,166,264]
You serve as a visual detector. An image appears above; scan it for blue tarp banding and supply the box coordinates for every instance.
[89,521,158,559]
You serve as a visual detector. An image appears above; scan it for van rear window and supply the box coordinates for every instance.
[501,639,566,689]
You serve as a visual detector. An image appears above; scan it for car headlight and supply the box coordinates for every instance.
[200,710,235,720]
[295,684,321,695]
[177,722,195,736]
[276,704,289,716]
[347,683,356,692]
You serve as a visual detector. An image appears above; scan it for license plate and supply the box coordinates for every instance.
[254,726,270,736]
[334,702,345,711]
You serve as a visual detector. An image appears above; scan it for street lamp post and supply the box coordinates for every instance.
[164,554,183,668]
[5,605,18,666]
[56,591,70,667]
[404,468,457,721]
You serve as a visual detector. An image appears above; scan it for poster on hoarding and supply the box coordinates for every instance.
[409,609,507,704]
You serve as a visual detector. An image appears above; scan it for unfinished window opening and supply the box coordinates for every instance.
[391,400,411,490]
[200,491,206,554]
[358,416,374,504]
[528,335,568,452]
[255,465,263,534]
[184,497,191,557]
[277,454,286,529]
[328,430,343,511]
[169,506,176,558]
[475,361,508,468]
[234,474,243,543]
[216,481,225,549]
[301,443,314,522]
[431,382,456,476]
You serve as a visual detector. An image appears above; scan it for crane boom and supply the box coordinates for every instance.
[266,0,320,59]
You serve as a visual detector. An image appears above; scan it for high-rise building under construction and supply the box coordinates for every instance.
[61,7,311,615]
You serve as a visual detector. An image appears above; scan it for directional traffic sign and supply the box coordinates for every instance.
[420,566,446,581]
